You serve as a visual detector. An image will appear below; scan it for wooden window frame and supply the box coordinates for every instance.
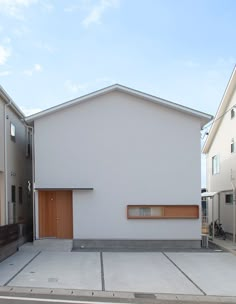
[127,205,199,219]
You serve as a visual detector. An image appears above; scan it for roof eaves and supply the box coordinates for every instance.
[25,84,117,122]
[202,66,236,154]
[0,85,25,119]
[25,83,212,125]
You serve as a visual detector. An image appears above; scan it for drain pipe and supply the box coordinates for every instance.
[21,121,35,241]
[27,125,35,241]
[231,181,236,244]
[231,169,236,243]
[4,99,11,225]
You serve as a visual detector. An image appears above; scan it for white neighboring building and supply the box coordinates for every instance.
[0,86,32,226]
[203,67,236,236]
[26,84,212,249]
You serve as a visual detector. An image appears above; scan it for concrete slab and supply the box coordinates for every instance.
[8,252,101,290]
[103,252,202,294]
[166,252,236,296]
[0,251,39,286]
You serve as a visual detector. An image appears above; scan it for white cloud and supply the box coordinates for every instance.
[2,37,11,44]
[41,1,53,12]
[0,0,38,19]
[0,45,11,65]
[23,63,42,76]
[35,41,55,53]
[216,56,236,67]
[82,0,120,28]
[95,76,117,85]
[0,70,11,76]
[20,107,42,116]
[34,63,42,71]
[182,60,200,68]
[64,0,92,13]
[13,25,30,37]
[64,80,89,93]
[64,77,117,96]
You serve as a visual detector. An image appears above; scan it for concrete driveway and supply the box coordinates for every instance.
[0,248,236,297]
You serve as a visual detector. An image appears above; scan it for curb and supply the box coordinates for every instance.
[1,286,236,303]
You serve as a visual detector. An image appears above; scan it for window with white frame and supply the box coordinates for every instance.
[25,128,31,158]
[225,193,233,204]
[231,139,235,153]
[212,155,220,175]
[10,123,16,141]
[231,109,235,119]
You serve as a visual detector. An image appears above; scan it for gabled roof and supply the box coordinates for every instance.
[0,85,25,119]
[25,84,212,127]
[202,66,236,154]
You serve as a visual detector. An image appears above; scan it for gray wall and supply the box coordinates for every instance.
[0,97,5,171]
[34,91,202,240]
[5,106,32,224]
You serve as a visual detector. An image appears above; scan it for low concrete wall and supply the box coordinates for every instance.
[0,223,33,262]
[0,240,18,262]
[73,239,201,250]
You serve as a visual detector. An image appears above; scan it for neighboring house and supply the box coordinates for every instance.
[0,86,32,227]
[26,84,212,249]
[203,67,236,236]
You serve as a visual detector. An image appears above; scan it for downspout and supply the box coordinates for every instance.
[21,121,35,241]
[27,125,35,241]
[4,99,11,225]
[231,181,236,243]
[231,169,236,243]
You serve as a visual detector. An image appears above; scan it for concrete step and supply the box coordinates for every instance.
[19,239,73,252]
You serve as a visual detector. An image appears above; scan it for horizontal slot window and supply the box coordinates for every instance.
[127,205,199,219]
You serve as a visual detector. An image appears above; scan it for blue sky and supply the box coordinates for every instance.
[0,0,236,185]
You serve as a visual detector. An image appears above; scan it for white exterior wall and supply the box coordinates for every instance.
[206,87,236,234]
[34,91,202,240]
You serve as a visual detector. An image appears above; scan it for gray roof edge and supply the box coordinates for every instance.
[202,65,236,153]
[0,85,25,119]
[25,84,212,124]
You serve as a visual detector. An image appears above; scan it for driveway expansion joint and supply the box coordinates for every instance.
[100,251,105,291]
[3,251,41,287]
[162,252,206,296]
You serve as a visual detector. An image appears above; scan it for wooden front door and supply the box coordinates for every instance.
[39,190,73,239]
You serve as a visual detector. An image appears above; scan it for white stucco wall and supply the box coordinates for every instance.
[34,91,202,240]
[206,87,236,233]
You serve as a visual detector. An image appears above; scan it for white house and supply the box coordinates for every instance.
[0,86,32,226]
[26,84,212,249]
[203,67,236,237]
